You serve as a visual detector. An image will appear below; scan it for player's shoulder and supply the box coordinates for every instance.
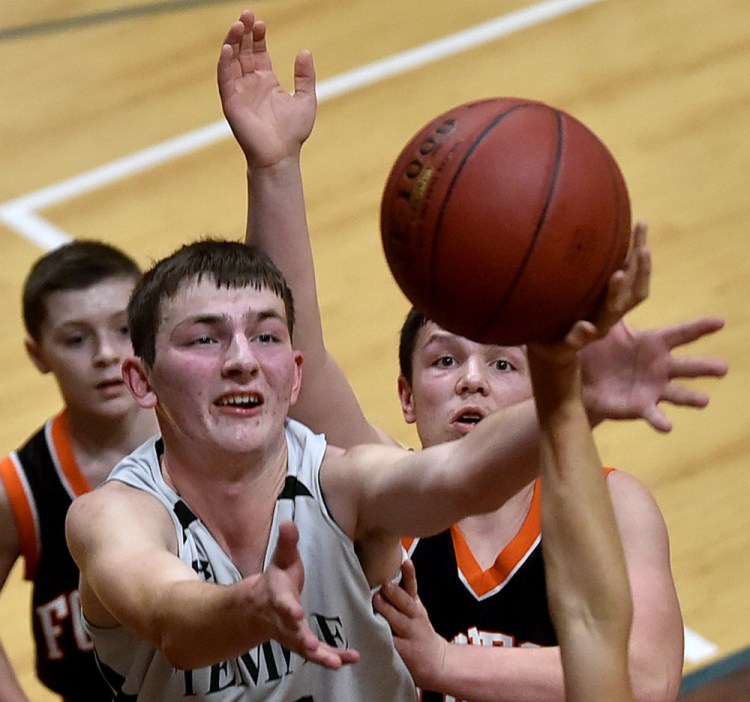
[605,469,668,532]
[605,469,655,501]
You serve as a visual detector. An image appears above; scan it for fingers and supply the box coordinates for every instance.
[293,50,317,100]
[372,590,408,634]
[284,617,359,669]
[591,222,651,337]
[373,577,422,637]
[272,521,302,571]
[303,638,360,669]
[661,383,711,408]
[218,11,261,84]
[657,316,726,349]
[669,355,729,380]
[400,559,418,599]
[217,43,236,102]
[618,221,651,311]
[641,405,673,433]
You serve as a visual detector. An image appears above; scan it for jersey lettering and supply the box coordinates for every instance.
[312,613,347,648]
[36,590,93,660]
[179,613,352,695]
[452,626,541,649]
[182,640,295,695]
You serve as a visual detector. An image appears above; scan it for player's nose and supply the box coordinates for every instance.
[456,357,489,395]
[222,333,259,378]
[93,332,121,366]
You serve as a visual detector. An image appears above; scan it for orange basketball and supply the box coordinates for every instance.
[380,98,631,344]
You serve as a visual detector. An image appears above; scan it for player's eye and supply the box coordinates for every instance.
[436,356,456,368]
[255,332,278,344]
[63,335,85,347]
[493,359,515,372]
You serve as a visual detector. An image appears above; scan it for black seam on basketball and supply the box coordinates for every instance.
[478,107,564,341]
[577,149,629,320]
[428,103,531,308]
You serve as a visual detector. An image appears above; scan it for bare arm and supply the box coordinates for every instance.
[218,10,384,447]
[0,475,32,702]
[66,483,357,671]
[529,347,635,702]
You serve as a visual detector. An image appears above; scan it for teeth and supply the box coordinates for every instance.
[457,415,482,424]
[218,394,261,407]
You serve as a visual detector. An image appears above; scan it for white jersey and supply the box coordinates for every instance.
[85,419,416,702]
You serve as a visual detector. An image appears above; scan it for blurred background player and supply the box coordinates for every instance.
[378,252,648,702]
[218,10,727,702]
[0,241,157,702]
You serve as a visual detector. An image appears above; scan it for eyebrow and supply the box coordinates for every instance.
[178,308,286,328]
[54,309,128,329]
[422,331,457,347]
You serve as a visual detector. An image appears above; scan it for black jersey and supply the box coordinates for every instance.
[404,478,556,702]
[0,412,111,701]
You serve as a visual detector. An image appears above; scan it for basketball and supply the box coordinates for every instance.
[380,97,631,345]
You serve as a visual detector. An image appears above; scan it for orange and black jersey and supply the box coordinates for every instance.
[403,479,556,701]
[0,412,111,701]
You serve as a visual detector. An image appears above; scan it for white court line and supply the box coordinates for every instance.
[0,0,603,250]
[684,626,720,665]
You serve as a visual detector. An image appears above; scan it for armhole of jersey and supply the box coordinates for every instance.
[0,455,40,580]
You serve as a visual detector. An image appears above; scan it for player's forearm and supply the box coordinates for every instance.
[428,643,566,702]
[394,398,541,532]
[245,156,326,354]
[246,156,318,290]
[141,576,275,670]
[0,643,31,702]
[529,351,631,620]
[528,349,634,701]
[244,154,382,447]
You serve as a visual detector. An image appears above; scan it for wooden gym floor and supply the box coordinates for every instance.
[1,1,748,699]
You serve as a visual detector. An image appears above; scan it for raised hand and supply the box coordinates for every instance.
[217,10,317,169]
[580,316,728,432]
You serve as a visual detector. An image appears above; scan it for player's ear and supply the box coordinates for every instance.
[122,357,158,409]
[398,374,417,424]
[289,351,304,406]
[24,336,51,374]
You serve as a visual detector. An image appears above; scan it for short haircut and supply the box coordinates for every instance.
[23,240,141,340]
[129,239,295,366]
[398,306,429,384]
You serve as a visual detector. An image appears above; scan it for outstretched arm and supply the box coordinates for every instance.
[0,483,31,702]
[219,11,385,447]
[66,484,358,671]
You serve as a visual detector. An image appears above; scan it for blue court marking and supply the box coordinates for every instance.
[680,645,750,695]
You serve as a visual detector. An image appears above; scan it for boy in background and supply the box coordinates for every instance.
[0,241,157,702]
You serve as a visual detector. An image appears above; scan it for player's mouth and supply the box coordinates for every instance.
[451,408,486,431]
[96,378,126,395]
[215,392,263,410]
